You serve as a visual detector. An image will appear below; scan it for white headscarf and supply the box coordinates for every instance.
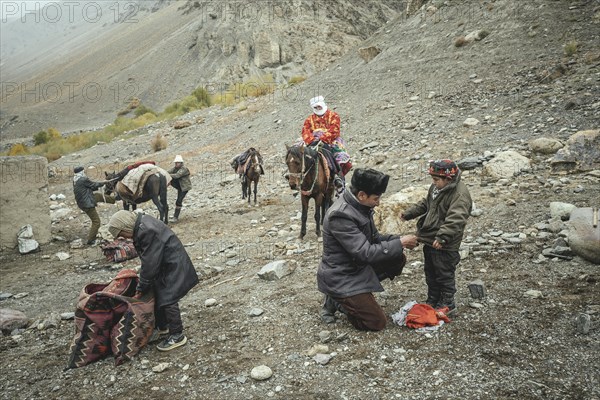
[73,170,85,184]
[309,96,327,116]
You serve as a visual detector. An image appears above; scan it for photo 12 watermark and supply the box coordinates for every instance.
[190,0,321,23]
[1,81,139,105]
[1,1,139,24]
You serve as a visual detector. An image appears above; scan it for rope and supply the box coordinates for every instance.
[300,144,320,196]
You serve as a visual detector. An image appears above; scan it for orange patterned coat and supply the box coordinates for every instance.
[301,109,341,145]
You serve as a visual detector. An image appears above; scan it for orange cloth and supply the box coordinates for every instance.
[405,303,451,328]
[301,109,341,145]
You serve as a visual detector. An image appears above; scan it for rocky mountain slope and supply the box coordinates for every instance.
[0,0,405,140]
[0,0,599,399]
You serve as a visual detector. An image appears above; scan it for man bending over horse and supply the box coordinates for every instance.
[73,166,115,246]
[107,210,198,351]
[168,155,192,223]
[317,168,418,331]
[301,96,352,191]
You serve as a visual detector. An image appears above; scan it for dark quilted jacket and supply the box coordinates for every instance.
[317,191,405,298]
[73,176,104,209]
[133,214,198,307]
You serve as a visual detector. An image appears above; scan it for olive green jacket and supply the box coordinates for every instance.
[403,174,472,251]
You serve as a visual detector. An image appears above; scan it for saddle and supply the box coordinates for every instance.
[66,269,154,369]
[119,164,171,202]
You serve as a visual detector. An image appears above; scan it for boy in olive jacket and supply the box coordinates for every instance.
[401,159,472,312]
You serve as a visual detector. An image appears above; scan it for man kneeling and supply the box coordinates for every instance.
[317,168,418,331]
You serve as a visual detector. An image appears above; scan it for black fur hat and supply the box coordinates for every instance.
[351,168,390,195]
[74,166,84,173]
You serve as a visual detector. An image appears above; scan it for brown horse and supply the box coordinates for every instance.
[241,148,263,205]
[285,144,335,238]
[104,171,169,223]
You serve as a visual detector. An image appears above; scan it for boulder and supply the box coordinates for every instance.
[17,225,39,254]
[482,151,531,180]
[374,186,430,234]
[463,117,480,127]
[253,32,280,68]
[257,260,295,281]
[568,208,600,264]
[0,309,30,333]
[529,137,564,154]
[551,130,600,173]
[358,46,381,63]
[549,202,577,221]
[174,120,192,129]
[465,30,487,42]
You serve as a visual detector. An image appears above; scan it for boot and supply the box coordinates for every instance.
[172,206,181,223]
[320,295,338,324]
[425,287,440,307]
[437,292,456,314]
[333,174,344,189]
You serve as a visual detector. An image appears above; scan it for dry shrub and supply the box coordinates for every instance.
[288,76,306,85]
[151,133,167,152]
[8,143,29,156]
[117,97,141,116]
[563,41,578,57]
[45,153,62,162]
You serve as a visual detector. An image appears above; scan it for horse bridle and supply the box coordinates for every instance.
[287,146,319,195]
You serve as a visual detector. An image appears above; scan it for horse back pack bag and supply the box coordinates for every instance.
[100,239,138,263]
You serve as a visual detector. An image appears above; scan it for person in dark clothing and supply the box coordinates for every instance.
[317,168,418,331]
[107,210,199,352]
[168,155,192,223]
[401,159,472,313]
[72,166,115,245]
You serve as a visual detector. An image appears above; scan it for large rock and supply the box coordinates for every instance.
[482,151,531,180]
[17,225,39,254]
[358,46,381,63]
[549,202,577,221]
[374,186,430,234]
[529,137,564,154]
[0,309,30,333]
[253,32,280,68]
[257,260,295,280]
[551,130,600,173]
[567,208,600,264]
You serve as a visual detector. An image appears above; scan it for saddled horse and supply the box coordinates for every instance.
[104,170,169,223]
[285,144,335,238]
[241,147,264,205]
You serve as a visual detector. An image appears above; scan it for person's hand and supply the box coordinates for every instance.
[432,240,443,250]
[401,234,418,249]
[133,290,143,299]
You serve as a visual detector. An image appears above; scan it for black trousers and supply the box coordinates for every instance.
[171,180,188,208]
[175,190,188,208]
[423,245,460,295]
[155,302,183,334]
